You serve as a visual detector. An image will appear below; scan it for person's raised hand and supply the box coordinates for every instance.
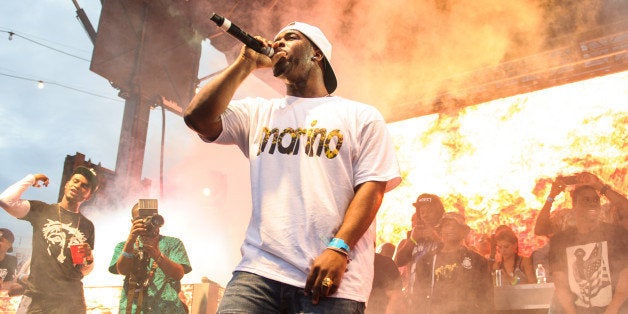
[577,172,604,190]
[237,36,275,70]
[141,234,161,260]
[550,177,568,198]
[32,174,49,188]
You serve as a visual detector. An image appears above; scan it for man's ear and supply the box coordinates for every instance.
[312,51,323,61]
[84,190,93,201]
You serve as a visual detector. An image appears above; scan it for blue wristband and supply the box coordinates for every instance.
[328,238,350,253]
[122,251,134,259]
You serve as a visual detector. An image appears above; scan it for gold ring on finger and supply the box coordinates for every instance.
[322,277,333,287]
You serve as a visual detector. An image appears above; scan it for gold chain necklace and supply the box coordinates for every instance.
[57,204,81,233]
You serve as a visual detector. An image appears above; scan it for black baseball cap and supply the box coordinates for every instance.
[0,228,15,253]
[72,166,99,193]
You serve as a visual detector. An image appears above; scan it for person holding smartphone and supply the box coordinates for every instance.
[549,184,628,313]
[534,171,628,237]
[394,194,444,304]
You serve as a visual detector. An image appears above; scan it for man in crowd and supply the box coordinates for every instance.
[550,184,628,313]
[617,205,628,231]
[535,171,628,237]
[0,167,98,313]
[7,257,30,298]
[367,244,403,314]
[412,212,493,313]
[0,228,17,291]
[394,194,444,297]
[109,200,191,313]
[184,21,400,312]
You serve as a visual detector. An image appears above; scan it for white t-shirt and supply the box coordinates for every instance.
[213,95,401,302]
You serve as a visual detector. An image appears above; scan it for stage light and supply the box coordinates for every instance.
[202,187,211,197]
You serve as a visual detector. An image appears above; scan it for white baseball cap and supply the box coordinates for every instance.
[276,22,337,94]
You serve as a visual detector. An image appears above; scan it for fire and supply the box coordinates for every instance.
[377,71,628,256]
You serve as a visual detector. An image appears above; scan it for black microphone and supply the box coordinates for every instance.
[210,13,274,57]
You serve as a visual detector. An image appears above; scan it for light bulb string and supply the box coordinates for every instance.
[0,29,90,62]
[0,72,123,102]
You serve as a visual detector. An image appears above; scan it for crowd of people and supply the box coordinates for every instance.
[0,169,191,314]
[1,169,626,313]
[1,19,627,314]
[368,172,628,314]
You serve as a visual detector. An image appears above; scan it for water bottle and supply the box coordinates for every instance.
[495,269,503,287]
[535,264,547,284]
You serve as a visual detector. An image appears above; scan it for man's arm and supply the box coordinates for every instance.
[394,236,414,266]
[0,174,48,218]
[143,237,185,280]
[115,217,145,276]
[553,271,577,314]
[7,258,30,297]
[116,220,186,281]
[154,252,185,281]
[534,199,556,237]
[603,187,628,218]
[394,225,439,266]
[184,42,273,141]
[604,267,628,314]
[115,240,184,281]
[338,181,387,251]
[535,177,565,236]
[305,180,387,303]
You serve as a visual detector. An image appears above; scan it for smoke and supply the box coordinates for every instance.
[230,0,620,121]
[82,140,252,287]
[80,0,621,289]
[256,0,546,119]
[380,71,628,255]
[153,0,620,121]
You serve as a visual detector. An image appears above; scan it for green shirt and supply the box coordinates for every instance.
[109,235,191,313]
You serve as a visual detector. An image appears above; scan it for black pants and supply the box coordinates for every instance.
[19,294,86,314]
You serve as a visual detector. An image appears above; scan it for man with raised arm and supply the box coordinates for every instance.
[0,167,98,313]
[185,21,401,313]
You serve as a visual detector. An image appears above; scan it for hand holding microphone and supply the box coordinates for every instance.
[210,13,274,57]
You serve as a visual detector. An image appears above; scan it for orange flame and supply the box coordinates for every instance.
[377,71,628,256]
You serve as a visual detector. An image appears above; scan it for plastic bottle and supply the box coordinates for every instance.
[495,269,503,287]
[535,264,547,284]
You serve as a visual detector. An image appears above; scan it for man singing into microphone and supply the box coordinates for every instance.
[184,21,401,313]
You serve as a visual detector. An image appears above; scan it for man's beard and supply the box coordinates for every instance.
[273,57,289,77]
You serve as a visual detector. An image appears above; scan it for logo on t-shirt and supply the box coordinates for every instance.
[566,241,612,308]
[435,262,458,281]
[256,120,344,158]
[42,219,87,263]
